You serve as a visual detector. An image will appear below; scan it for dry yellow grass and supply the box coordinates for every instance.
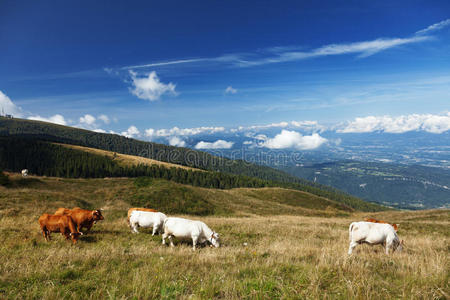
[0,175,448,299]
[57,143,202,171]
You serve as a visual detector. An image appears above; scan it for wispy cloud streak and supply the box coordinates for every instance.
[117,19,446,71]
[416,19,450,35]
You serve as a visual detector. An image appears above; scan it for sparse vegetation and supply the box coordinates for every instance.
[0,174,448,299]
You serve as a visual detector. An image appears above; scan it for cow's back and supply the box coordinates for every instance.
[164,217,200,237]
[351,221,395,244]
[127,207,158,223]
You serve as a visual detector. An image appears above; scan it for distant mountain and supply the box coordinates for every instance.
[283,160,450,209]
[0,117,385,211]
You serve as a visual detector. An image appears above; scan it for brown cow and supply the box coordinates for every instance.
[54,207,104,233]
[365,218,398,231]
[127,207,157,225]
[38,213,83,244]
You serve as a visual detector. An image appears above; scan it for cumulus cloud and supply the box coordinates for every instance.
[98,114,110,124]
[261,130,327,150]
[79,114,96,126]
[168,136,186,147]
[28,114,67,125]
[337,113,450,134]
[129,70,177,101]
[194,140,234,149]
[0,90,23,117]
[121,125,140,138]
[225,86,237,94]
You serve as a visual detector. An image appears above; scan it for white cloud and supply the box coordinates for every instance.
[129,70,177,101]
[290,120,326,132]
[28,114,67,126]
[194,140,234,149]
[79,114,96,126]
[242,122,289,131]
[261,130,327,150]
[168,136,186,147]
[241,36,431,66]
[0,90,23,117]
[337,113,450,134]
[416,19,450,35]
[93,128,107,133]
[145,126,225,138]
[225,86,237,94]
[121,125,140,138]
[98,114,110,124]
[111,19,444,74]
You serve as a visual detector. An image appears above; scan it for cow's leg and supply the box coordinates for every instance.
[131,222,139,234]
[168,235,175,247]
[152,224,159,236]
[192,236,198,251]
[348,241,358,255]
[41,227,48,241]
[385,241,392,255]
[84,223,93,234]
[162,232,167,245]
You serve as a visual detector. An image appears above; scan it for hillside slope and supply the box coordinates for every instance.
[0,120,387,211]
[0,174,352,217]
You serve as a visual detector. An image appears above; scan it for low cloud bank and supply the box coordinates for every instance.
[338,113,450,134]
[195,140,234,149]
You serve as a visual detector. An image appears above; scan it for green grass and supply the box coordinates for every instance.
[0,174,448,299]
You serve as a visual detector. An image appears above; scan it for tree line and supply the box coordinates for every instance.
[0,137,385,211]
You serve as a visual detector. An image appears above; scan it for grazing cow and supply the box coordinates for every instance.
[162,217,220,250]
[129,210,167,235]
[21,169,28,177]
[54,207,104,233]
[127,207,158,225]
[365,218,399,231]
[348,221,403,255]
[38,213,83,244]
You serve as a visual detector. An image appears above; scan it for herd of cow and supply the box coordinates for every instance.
[38,207,402,254]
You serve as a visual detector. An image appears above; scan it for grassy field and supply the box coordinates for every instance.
[0,175,448,299]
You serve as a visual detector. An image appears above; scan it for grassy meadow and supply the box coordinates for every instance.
[0,174,448,299]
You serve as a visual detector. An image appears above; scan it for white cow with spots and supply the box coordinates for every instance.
[129,210,167,235]
[348,221,403,255]
[162,217,220,250]
[21,169,28,177]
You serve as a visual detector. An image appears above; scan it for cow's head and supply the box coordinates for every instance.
[69,232,83,244]
[92,210,104,222]
[209,232,220,248]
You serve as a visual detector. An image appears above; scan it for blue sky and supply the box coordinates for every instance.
[1,1,449,149]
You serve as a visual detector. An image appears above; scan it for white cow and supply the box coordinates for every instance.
[162,217,220,250]
[21,169,28,177]
[129,210,167,235]
[348,221,403,255]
